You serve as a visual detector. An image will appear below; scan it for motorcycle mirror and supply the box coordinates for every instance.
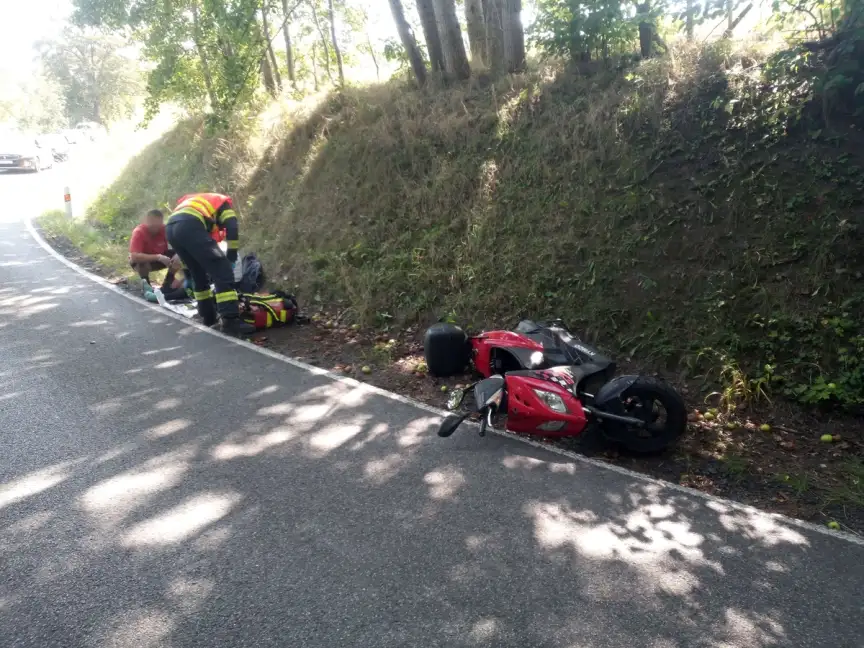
[437,413,468,438]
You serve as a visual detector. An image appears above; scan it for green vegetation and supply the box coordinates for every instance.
[41,34,864,412]
[29,0,864,414]
[826,460,864,508]
[39,209,132,275]
[39,115,260,284]
[71,0,419,125]
[38,27,142,125]
[2,27,143,131]
[0,75,66,133]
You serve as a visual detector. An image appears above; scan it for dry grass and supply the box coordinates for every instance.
[242,46,727,320]
[85,115,262,230]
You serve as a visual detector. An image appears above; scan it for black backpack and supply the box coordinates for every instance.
[237,253,266,293]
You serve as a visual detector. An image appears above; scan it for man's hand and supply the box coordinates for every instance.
[156,254,172,267]
[169,254,182,272]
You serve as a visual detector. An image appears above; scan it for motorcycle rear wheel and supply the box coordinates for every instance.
[604,377,687,454]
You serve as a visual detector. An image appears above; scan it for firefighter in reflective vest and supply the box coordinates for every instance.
[165,192,255,336]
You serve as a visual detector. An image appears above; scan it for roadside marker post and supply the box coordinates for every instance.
[64,187,73,219]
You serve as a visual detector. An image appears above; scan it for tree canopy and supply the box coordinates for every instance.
[38,26,142,125]
[0,0,832,127]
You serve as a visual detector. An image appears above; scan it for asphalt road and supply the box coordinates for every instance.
[1,173,863,648]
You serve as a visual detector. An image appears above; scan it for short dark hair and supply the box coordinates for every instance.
[146,209,164,219]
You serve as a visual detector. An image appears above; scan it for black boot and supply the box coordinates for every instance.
[197,297,219,327]
[220,316,256,337]
[162,286,190,301]
[160,271,177,292]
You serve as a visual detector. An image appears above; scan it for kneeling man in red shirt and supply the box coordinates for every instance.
[129,209,184,299]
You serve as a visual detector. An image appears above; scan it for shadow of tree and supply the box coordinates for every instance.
[1,222,863,647]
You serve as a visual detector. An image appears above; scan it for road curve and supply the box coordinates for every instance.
[0,208,863,647]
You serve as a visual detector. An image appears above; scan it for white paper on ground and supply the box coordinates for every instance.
[159,300,198,318]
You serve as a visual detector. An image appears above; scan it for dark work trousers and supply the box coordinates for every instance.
[130,249,185,300]
[165,214,238,326]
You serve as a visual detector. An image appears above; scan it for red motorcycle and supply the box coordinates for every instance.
[424,319,687,454]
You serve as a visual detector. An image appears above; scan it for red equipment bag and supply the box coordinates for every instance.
[239,291,299,330]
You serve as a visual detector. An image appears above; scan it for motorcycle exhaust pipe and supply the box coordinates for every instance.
[582,406,646,427]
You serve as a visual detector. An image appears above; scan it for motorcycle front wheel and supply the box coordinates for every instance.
[604,377,687,454]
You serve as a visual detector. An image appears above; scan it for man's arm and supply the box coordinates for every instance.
[130,251,169,263]
[220,208,239,263]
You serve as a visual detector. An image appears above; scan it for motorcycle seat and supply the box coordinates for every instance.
[507,363,610,393]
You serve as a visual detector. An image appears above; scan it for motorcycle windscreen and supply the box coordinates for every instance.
[473,376,505,410]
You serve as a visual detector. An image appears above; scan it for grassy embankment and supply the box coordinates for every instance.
[41,42,864,413]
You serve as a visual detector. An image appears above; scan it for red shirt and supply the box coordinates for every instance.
[129,224,168,255]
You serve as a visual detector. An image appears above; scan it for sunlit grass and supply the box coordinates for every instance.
[37,209,133,282]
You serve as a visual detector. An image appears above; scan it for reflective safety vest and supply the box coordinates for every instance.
[172,192,238,250]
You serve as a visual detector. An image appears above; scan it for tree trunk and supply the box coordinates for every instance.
[89,47,99,122]
[724,3,753,37]
[638,3,652,58]
[311,41,320,90]
[417,0,446,73]
[309,1,333,82]
[191,1,219,111]
[327,0,345,86]
[367,32,380,81]
[501,0,525,72]
[686,0,694,39]
[433,0,452,72]
[639,22,652,57]
[281,0,296,87]
[465,0,487,65]
[726,0,733,33]
[261,52,277,97]
[261,4,282,90]
[567,2,582,63]
[387,0,427,86]
[484,0,505,72]
[434,0,470,78]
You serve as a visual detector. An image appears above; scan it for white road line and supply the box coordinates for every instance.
[24,216,864,548]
